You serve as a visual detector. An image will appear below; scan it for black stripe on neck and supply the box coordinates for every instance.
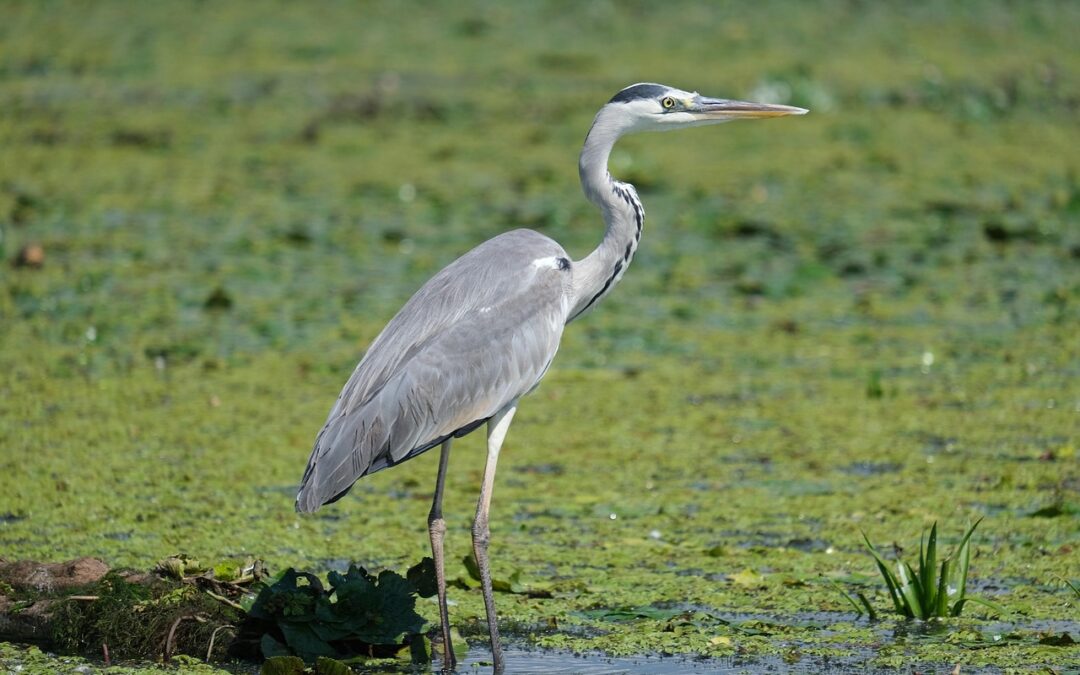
[569,181,644,322]
[612,182,644,234]
[576,259,623,319]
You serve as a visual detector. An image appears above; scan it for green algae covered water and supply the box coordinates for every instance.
[1,1,1077,672]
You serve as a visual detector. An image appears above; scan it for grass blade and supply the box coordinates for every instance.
[856,592,878,621]
[825,576,866,616]
[950,518,982,611]
[897,561,924,619]
[922,522,938,611]
[862,531,905,614]
[962,596,1007,617]
[936,557,952,617]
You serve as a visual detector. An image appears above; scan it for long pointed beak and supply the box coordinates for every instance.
[691,96,808,119]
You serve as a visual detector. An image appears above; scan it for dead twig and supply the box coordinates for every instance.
[164,613,208,662]
[206,624,236,661]
[203,589,245,611]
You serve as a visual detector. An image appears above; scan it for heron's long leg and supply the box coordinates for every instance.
[473,401,517,674]
[428,438,455,672]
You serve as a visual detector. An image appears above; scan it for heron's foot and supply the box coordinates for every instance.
[431,628,457,673]
[437,621,456,672]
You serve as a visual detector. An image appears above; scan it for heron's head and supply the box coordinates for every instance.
[600,82,807,134]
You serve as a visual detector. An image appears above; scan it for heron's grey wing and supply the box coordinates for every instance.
[296,229,572,512]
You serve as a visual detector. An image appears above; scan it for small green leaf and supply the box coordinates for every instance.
[210,560,237,581]
[315,656,352,675]
[731,568,766,588]
[261,655,307,675]
[581,605,685,622]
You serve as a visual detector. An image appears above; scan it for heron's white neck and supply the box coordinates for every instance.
[568,107,645,322]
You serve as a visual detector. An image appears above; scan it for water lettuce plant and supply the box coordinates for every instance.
[243,559,437,664]
[861,520,999,620]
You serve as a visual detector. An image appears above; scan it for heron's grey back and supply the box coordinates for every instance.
[295,229,571,512]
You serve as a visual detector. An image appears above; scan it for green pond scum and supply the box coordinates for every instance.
[1,0,1077,672]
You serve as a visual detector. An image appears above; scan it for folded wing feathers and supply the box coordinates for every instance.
[295,230,570,513]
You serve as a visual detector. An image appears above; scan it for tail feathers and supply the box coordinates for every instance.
[294,480,324,513]
[294,424,361,513]
[294,377,434,513]
[294,375,490,513]
[293,401,409,513]
[296,478,352,513]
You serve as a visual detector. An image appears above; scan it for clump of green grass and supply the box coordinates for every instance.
[860,519,1001,620]
[50,571,239,661]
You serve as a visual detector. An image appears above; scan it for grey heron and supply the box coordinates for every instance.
[295,82,806,671]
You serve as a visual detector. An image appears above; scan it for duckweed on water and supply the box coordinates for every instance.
[1,1,1078,671]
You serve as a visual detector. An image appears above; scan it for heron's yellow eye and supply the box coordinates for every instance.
[661,97,676,109]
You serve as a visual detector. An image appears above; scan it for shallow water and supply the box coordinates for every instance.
[0,641,1047,675]
[454,647,864,674]
[449,647,1020,675]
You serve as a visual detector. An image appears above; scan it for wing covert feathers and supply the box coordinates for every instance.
[295,230,570,512]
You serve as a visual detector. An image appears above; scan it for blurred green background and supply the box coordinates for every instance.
[1,0,1077,670]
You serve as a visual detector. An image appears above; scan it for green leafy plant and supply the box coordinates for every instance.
[244,559,437,664]
[861,519,1001,619]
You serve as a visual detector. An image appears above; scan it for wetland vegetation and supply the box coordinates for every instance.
[1,1,1077,672]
